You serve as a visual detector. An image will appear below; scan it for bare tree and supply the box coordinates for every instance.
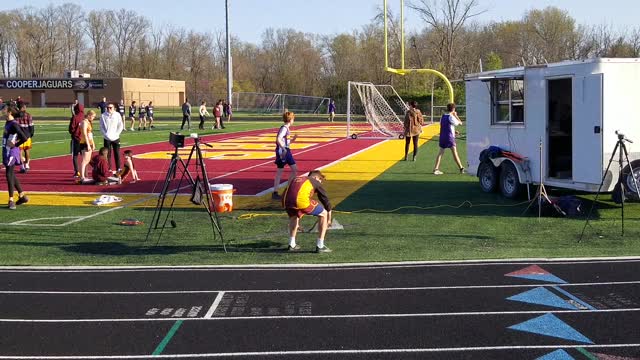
[58,3,86,71]
[408,0,484,77]
[108,9,150,77]
[86,10,113,72]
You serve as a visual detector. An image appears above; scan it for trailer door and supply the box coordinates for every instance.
[572,74,603,185]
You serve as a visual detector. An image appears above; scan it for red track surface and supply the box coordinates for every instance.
[0,124,380,195]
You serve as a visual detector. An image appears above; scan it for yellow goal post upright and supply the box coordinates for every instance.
[383,0,455,104]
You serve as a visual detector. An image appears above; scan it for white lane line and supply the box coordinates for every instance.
[1,307,640,323]
[1,257,639,271]
[203,292,225,318]
[0,280,638,295]
[0,344,638,359]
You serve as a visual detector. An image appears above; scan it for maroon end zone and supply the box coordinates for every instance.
[0,124,381,196]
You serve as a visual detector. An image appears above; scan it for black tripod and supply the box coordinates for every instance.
[581,131,639,240]
[146,136,225,251]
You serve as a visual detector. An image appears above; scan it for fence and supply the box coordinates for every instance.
[232,92,330,114]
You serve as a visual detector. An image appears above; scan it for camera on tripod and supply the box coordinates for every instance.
[170,132,185,148]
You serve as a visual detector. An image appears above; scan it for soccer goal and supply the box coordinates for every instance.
[347,81,409,139]
[232,92,330,114]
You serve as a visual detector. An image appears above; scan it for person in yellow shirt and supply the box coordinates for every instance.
[282,170,332,253]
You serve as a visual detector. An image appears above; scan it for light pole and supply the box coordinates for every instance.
[225,0,233,106]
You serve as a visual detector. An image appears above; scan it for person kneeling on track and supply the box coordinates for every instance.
[80,147,121,185]
[282,170,332,253]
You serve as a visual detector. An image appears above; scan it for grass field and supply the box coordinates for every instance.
[1,117,640,266]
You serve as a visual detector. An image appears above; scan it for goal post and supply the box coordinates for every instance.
[346,81,409,139]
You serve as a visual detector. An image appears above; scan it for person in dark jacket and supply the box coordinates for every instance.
[403,101,424,161]
[69,103,85,177]
[181,99,191,130]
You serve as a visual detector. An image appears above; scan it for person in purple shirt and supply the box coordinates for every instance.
[328,99,336,122]
[433,102,464,175]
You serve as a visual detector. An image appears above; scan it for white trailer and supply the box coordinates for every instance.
[465,58,640,199]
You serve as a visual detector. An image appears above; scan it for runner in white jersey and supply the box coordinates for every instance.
[272,111,298,200]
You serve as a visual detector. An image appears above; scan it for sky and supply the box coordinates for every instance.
[5,0,640,44]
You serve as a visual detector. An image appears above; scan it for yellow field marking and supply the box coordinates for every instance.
[20,124,440,211]
[135,150,276,160]
[211,143,315,150]
[223,136,334,143]
[322,124,440,206]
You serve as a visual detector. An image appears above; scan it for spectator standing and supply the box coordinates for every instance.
[78,110,96,181]
[0,97,5,111]
[15,96,24,109]
[181,99,191,130]
[17,104,35,173]
[3,106,30,209]
[146,101,155,129]
[118,100,126,131]
[128,101,137,131]
[403,101,424,161]
[213,100,223,129]
[68,103,85,177]
[100,102,124,171]
[223,100,233,123]
[198,101,209,130]
[97,97,108,114]
[328,99,336,122]
[138,102,147,131]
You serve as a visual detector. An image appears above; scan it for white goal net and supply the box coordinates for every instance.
[232,92,330,114]
[347,81,409,139]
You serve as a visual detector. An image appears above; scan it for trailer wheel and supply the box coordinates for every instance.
[499,161,523,199]
[621,159,640,201]
[478,161,498,193]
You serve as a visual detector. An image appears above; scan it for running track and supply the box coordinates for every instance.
[0,259,639,359]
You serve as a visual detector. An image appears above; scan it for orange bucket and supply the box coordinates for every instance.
[209,184,235,212]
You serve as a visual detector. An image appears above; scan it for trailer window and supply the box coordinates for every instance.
[491,79,524,124]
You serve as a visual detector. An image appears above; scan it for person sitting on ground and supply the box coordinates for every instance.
[117,149,140,183]
[282,170,333,253]
[82,147,121,185]
[433,102,464,175]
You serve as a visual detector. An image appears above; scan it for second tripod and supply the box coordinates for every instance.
[581,131,640,239]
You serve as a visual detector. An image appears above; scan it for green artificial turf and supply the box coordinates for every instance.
[1,124,639,265]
